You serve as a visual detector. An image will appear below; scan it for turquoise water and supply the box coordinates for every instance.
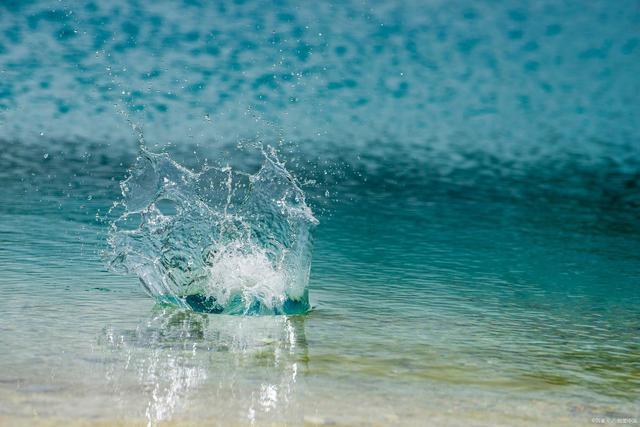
[1,0,639,425]
[107,147,317,315]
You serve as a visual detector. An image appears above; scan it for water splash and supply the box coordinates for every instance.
[107,147,318,315]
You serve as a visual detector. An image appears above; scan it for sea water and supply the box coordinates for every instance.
[107,147,317,315]
[0,0,639,425]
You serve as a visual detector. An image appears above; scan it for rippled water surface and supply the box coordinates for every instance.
[1,0,639,425]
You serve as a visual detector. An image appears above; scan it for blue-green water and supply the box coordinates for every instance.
[106,147,318,315]
[1,0,639,425]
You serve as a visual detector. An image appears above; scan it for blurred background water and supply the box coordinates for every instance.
[0,0,639,425]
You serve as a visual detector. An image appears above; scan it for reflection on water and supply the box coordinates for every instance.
[99,307,307,426]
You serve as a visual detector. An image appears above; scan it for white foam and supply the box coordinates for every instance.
[205,241,287,311]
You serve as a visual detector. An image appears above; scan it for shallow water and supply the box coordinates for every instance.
[1,0,639,426]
